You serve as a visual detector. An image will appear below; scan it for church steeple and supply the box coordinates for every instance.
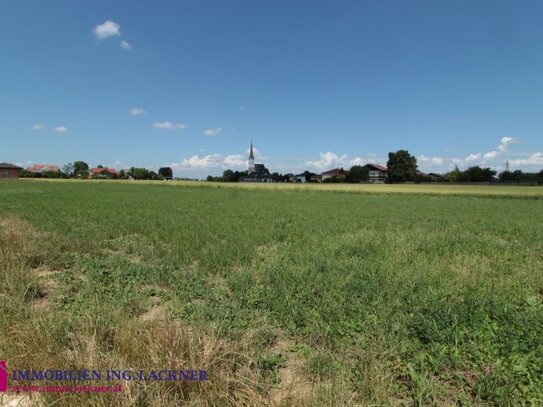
[248,141,255,173]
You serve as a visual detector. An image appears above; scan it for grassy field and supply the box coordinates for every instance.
[1,180,543,406]
[25,178,543,198]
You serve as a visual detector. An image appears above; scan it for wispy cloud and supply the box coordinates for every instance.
[465,153,482,163]
[153,121,189,130]
[418,155,444,166]
[498,136,516,152]
[304,151,371,170]
[173,154,223,169]
[54,126,68,133]
[32,124,44,131]
[93,20,121,40]
[170,147,257,172]
[120,40,132,51]
[509,152,543,167]
[129,107,146,116]
[223,154,245,167]
[465,136,517,164]
[203,127,223,137]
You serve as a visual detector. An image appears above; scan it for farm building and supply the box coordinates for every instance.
[291,173,307,183]
[90,167,119,178]
[321,168,346,182]
[27,164,60,174]
[0,163,23,179]
[365,163,387,183]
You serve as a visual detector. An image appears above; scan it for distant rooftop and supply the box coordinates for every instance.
[0,163,22,169]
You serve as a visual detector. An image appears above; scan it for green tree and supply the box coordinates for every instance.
[73,161,89,178]
[444,166,462,182]
[463,166,496,182]
[41,171,61,179]
[128,167,150,180]
[62,163,74,178]
[158,167,173,179]
[386,150,417,183]
[223,169,235,182]
[19,169,35,178]
[499,170,523,182]
[346,165,369,183]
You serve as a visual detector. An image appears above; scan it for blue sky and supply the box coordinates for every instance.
[1,0,542,177]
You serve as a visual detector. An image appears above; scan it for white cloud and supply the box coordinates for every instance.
[130,107,146,116]
[498,136,517,152]
[305,152,345,169]
[418,155,444,166]
[93,20,121,40]
[120,40,132,50]
[176,154,223,169]
[153,121,189,130]
[350,157,365,166]
[304,151,368,170]
[464,136,519,165]
[509,152,543,167]
[54,126,68,133]
[223,154,245,167]
[32,124,44,131]
[483,150,498,160]
[465,153,482,163]
[170,146,263,173]
[203,128,223,137]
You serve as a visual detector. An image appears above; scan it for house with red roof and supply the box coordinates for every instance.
[365,163,387,183]
[0,163,23,179]
[27,164,60,174]
[89,167,118,178]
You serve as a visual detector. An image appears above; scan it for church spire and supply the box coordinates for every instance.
[248,141,255,173]
[249,141,254,160]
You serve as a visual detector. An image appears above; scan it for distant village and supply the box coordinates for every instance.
[1,142,542,184]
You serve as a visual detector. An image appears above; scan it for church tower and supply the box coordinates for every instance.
[248,141,255,173]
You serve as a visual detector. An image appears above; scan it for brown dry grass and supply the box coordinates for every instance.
[0,216,315,406]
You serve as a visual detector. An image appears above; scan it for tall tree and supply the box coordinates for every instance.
[346,165,369,183]
[73,161,89,178]
[386,150,417,183]
[222,169,235,182]
[128,167,151,180]
[158,167,173,179]
[444,166,462,182]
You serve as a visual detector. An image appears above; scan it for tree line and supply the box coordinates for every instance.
[209,149,543,184]
[20,161,176,180]
[18,153,543,184]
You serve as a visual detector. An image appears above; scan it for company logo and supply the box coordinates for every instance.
[0,360,207,394]
[0,360,8,392]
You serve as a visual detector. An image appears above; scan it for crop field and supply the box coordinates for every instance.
[1,180,543,406]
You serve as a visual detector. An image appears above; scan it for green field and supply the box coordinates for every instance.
[1,180,543,406]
